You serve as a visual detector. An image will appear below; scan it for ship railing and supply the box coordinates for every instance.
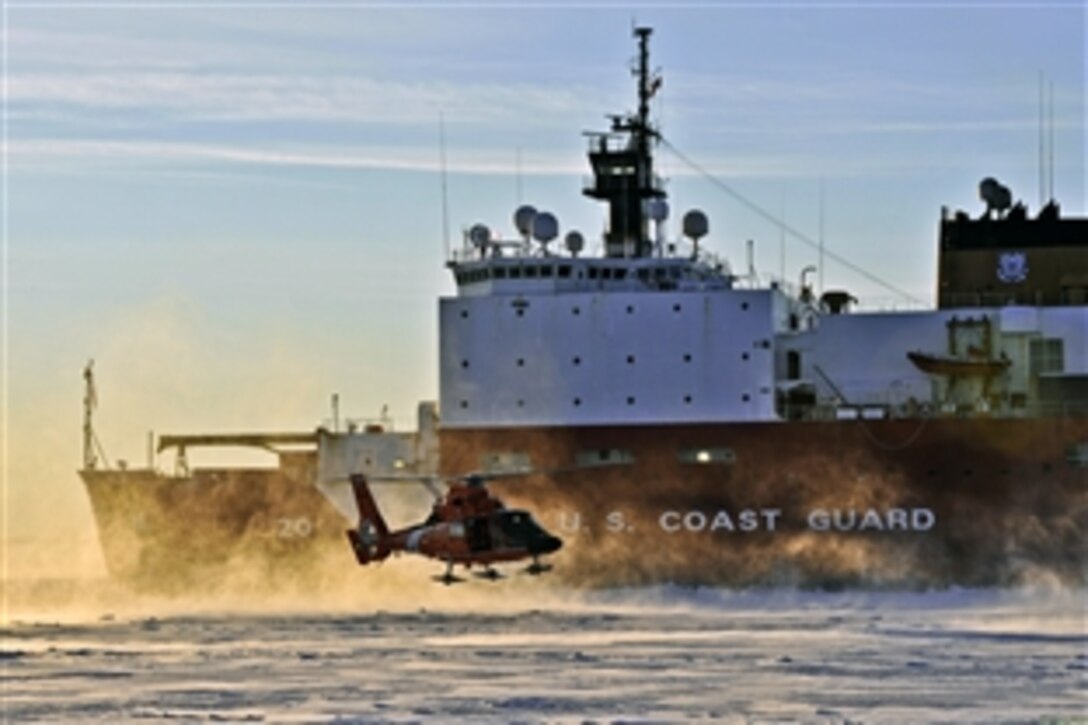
[778,400,1088,421]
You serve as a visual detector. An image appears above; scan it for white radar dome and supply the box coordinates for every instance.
[648,198,669,222]
[531,211,558,243]
[565,230,584,256]
[468,223,491,248]
[682,209,709,240]
[514,205,538,237]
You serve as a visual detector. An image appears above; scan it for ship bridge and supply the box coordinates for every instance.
[448,251,733,298]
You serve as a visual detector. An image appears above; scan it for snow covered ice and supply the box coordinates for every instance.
[2,580,1085,722]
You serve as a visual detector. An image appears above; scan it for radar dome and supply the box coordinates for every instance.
[565,230,584,256]
[531,211,558,243]
[979,177,1012,214]
[468,223,491,248]
[514,205,537,237]
[682,209,709,240]
[648,198,669,222]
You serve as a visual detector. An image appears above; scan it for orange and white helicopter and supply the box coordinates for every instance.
[345,472,563,584]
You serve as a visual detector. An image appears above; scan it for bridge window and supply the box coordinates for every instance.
[1030,338,1064,375]
[525,266,538,278]
[510,267,522,279]
[588,267,599,280]
[493,267,507,279]
[541,266,553,278]
[558,265,572,278]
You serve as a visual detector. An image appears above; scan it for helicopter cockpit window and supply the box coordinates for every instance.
[449,522,465,538]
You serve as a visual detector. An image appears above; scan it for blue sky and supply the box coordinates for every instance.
[3,3,1085,572]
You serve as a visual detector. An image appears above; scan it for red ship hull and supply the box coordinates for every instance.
[440,417,1088,587]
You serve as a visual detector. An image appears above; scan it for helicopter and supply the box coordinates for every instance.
[345,471,563,584]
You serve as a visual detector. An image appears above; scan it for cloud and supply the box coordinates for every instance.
[9,138,586,176]
[9,70,593,127]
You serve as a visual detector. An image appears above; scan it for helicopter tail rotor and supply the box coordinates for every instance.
[346,473,391,565]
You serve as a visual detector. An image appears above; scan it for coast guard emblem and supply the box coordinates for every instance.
[996,251,1028,283]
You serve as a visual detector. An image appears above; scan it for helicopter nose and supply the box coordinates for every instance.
[535,535,563,555]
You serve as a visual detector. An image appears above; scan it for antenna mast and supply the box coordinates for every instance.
[1038,71,1045,207]
[439,112,450,259]
[82,360,97,470]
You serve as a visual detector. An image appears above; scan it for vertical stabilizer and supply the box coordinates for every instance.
[346,474,391,565]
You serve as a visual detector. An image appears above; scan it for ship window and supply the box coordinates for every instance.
[684,395,692,404]
[516,309,525,317]
[572,306,581,315]
[615,269,627,280]
[517,399,524,408]
[1030,338,1064,375]
[460,310,469,319]
[541,266,553,278]
[741,302,749,311]
[638,269,650,281]
[493,267,507,279]
[516,358,524,367]
[655,268,667,280]
[525,266,538,278]
[626,355,635,364]
[460,400,468,409]
[742,352,750,361]
[626,305,635,314]
[670,268,681,280]
[673,304,682,312]
[626,396,636,405]
[588,267,599,280]
[683,353,692,363]
[573,397,582,407]
[602,268,612,280]
[558,265,572,278]
[461,359,470,369]
[742,394,751,402]
[510,267,522,279]
[572,356,581,366]
[787,351,801,380]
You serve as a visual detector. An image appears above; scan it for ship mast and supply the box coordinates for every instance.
[83,360,98,470]
[583,26,665,258]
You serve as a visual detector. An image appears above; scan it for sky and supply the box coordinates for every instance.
[2,2,1085,576]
